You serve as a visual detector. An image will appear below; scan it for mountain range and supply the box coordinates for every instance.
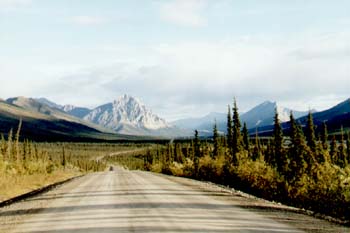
[35,94,188,137]
[0,94,349,140]
[172,101,312,134]
[0,97,130,142]
[252,98,350,136]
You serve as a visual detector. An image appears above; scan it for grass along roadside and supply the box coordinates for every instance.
[0,123,152,203]
[0,170,80,203]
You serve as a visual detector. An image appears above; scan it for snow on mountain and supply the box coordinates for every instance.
[172,101,311,134]
[241,101,309,128]
[62,104,75,112]
[83,94,179,136]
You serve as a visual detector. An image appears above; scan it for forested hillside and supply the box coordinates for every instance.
[126,99,350,222]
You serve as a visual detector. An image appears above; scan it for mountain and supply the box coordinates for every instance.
[83,94,188,137]
[35,97,63,109]
[0,97,138,141]
[303,98,350,124]
[240,101,309,129]
[297,98,350,132]
[172,112,226,130]
[256,98,350,136]
[172,101,310,134]
[35,98,92,119]
[61,105,91,119]
[7,97,115,134]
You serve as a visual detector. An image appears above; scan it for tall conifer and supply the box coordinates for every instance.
[320,121,328,150]
[330,135,338,164]
[337,127,346,167]
[14,118,22,162]
[242,122,250,155]
[212,121,219,158]
[273,109,285,173]
[232,98,243,164]
[226,105,233,153]
[7,129,13,162]
[305,112,317,152]
[193,130,200,176]
[346,132,350,166]
[252,129,261,161]
[288,113,308,181]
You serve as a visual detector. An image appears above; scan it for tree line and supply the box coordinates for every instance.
[140,99,350,222]
[0,120,106,175]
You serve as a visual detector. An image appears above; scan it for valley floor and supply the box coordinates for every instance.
[0,167,348,233]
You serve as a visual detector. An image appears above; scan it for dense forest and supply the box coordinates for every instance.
[137,99,350,222]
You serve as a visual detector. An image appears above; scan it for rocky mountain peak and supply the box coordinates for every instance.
[83,95,170,134]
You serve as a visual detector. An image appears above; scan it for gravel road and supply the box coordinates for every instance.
[0,167,348,233]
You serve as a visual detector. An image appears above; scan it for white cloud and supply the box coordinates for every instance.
[69,16,109,26]
[0,0,32,9]
[4,31,350,120]
[159,0,207,27]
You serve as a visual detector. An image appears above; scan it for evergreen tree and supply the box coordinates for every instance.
[174,143,183,163]
[289,112,298,143]
[264,139,273,165]
[15,118,22,162]
[0,134,6,161]
[305,112,317,152]
[272,109,286,174]
[193,130,200,176]
[7,129,13,162]
[252,129,261,161]
[22,139,27,164]
[337,127,346,167]
[330,135,338,164]
[212,121,219,158]
[61,146,66,167]
[232,98,243,164]
[346,132,350,166]
[242,122,250,154]
[226,105,233,153]
[286,113,311,183]
[320,121,328,150]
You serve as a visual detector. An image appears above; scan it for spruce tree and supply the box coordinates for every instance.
[305,112,317,153]
[252,129,261,161]
[288,114,308,182]
[7,129,13,162]
[330,135,338,164]
[193,130,200,176]
[212,121,219,158]
[226,105,233,153]
[337,127,346,167]
[273,109,285,174]
[264,139,273,165]
[0,134,6,161]
[346,132,350,166]
[289,112,297,143]
[22,139,27,164]
[242,122,250,154]
[320,121,328,150]
[15,118,22,162]
[232,98,243,164]
[61,146,66,167]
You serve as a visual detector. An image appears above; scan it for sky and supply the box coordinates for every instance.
[1,0,350,121]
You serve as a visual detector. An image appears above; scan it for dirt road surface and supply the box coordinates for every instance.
[0,167,348,233]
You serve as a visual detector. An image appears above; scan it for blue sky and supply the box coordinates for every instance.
[1,0,350,120]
